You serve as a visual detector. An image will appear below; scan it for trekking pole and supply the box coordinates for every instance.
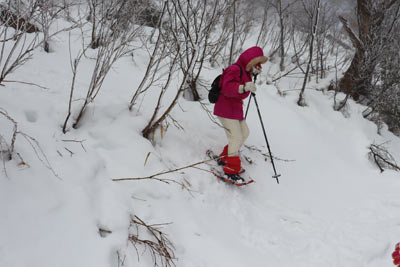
[244,75,257,119]
[248,75,281,184]
[245,94,252,119]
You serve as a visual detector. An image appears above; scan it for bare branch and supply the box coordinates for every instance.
[112,157,216,183]
[0,108,18,159]
[18,131,61,179]
[368,143,400,172]
[129,215,176,267]
[338,15,362,51]
[2,79,49,90]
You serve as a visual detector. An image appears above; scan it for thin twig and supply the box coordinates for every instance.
[18,131,61,179]
[0,109,18,158]
[244,145,295,162]
[112,158,216,182]
[61,139,87,152]
[2,80,49,90]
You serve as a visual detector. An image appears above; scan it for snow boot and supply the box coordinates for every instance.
[217,145,229,166]
[218,146,245,171]
[223,156,241,176]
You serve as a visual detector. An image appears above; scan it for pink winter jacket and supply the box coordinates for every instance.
[214,46,266,120]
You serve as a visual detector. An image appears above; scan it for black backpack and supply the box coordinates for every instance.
[208,64,243,104]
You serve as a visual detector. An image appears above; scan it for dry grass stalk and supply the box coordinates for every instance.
[129,215,176,267]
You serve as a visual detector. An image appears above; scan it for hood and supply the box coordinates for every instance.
[236,46,268,72]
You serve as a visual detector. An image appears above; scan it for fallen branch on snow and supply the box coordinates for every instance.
[112,158,216,184]
[368,143,400,173]
[128,215,176,267]
[244,145,295,163]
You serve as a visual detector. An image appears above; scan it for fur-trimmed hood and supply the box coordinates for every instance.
[213,46,267,120]
[236,46,268,72]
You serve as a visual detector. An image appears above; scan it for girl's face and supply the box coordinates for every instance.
[252,64,262,75]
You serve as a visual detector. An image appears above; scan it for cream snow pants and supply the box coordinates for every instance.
[218,117,250,156]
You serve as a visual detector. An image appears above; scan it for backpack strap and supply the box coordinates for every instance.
[233,63,243,82]
[220,64,243,85]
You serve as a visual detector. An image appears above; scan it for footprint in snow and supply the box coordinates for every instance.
[24,110,38,123]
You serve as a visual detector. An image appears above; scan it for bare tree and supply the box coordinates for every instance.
[128,0,167,110]
[141,49,180,140]
[276,0,286,71]
[297,0,321,106]
[0,0,40,32]
[255,1,275,50]
[36,0,69,52]
[184,0,229,101]
[269,0,297,71]
[228,0,237,65]
[336,0,400,133]
[63,0,144,130]
[139,0,229,140]
[0,0,79,85]
[62,32,88,134]
[208,16,231,68]
[140,0,198,140]
[0,0,40,84]
[313,2,335,82]
[87,0,99,48]
[338,0,399,100]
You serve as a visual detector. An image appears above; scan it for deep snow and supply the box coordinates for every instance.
[1,18,400,267]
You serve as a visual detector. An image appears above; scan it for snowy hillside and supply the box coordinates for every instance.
[1,9,400,267]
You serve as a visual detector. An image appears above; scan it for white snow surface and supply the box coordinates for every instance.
[1,23,400,267]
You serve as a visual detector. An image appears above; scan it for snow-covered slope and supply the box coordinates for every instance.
[1,21,400,267]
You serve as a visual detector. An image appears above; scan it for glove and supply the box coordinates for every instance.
[244,82,256,93]
[238,82,256,94]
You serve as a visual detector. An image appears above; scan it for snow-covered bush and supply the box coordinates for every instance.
[0,0,39,84]
[64,0,145,131]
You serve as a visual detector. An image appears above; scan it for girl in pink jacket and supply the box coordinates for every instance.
[214,46,267,181]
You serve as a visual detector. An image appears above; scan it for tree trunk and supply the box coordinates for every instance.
[337,50,364,100]
[228,0,236,66]
[278,0,285,71]
[338,0,396,100]
[297,0,320,106]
